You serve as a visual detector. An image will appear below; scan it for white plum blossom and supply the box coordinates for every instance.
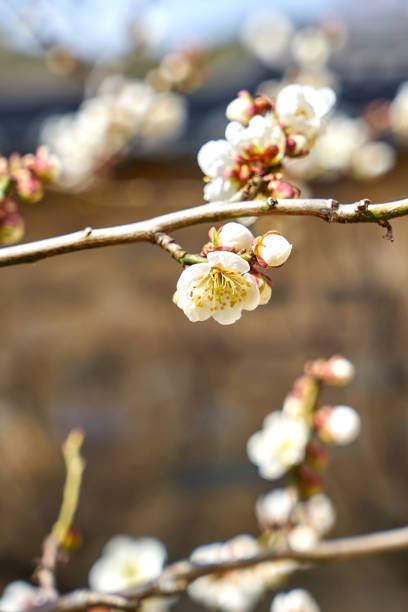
[217,222,255,251]
[88,535,166,592]
[0,581,42,612]
[188,535,264,612]
[287,525,318,551]
[247,412,310,479]
[226,114,286,162]
[257,277,272,305]
[276,84,336,145]
[197,140,234,179]
[293,494,336,537]
[316,405,361,445]
[350,141,395,181]
[188,535,293,612]
[203,177,238,202]
[255,487,298,529]
[271,589,321,612]
[253,231,293,267]
[226,92,254,125]
[175,251,260,325]
[241,11,294,67]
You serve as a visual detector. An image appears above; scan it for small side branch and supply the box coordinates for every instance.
[0,197,408,268]
[34,430,85,598]
[33,525,408,612]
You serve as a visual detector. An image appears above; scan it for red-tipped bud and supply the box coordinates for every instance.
[269,180,300,199]
[13,169,43,203]
[0,200,24,245]
[285,133,310,157]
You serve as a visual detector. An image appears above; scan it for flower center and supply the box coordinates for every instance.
[191,267,251,311]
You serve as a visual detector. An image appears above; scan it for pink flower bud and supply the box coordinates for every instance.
[24,146,61,183]
[252,230,292,267]
[285,133,310,157]
[269,180,300,199]
[13,169,43,203]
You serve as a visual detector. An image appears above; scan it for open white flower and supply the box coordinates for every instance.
[271,589,320,612]
[276,84,336,144]
[217,222,254,251]
[253,231,292,267]
[203,177,238,202]
[0,581,42,612]
[188,535,269,612]
[226,113,286,163]
[88,535,166,592]
[197,139,234,179]
[247,412,309,479]
[175,251,260,325]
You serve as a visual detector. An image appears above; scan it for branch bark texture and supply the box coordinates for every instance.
[33,525,408,612]
[1,197,408,267]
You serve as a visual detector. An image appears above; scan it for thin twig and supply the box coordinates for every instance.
[32,525,408,612]
[0,196,408,267]
[34,430,85,598]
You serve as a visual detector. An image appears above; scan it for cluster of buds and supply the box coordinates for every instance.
[173,221,292,325]
[197,84,335,204]
[0,147,60,246]
[41,74,186,189]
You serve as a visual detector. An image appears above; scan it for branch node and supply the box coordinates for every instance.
[265,197,278,210]
[357,198,371,212]
[327,199,339,222]
[83,227,93,238]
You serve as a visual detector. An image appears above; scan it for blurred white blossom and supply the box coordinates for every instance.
[292,494,336,537]
[0,581,42,612]
[291,27,331,68]
[188,535,294,612]
[271,589,320,612]
[255,487,298,529]
[247,412,309,479]
[41,76,186,189]
[241,11,294,67]
[350,141,395,181]
[390,81,408,141]
[316,405,361,445]
[88,535,166,592]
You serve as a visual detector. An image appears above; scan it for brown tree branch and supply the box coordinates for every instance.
[32,525,408,612]
[0,196,408,267]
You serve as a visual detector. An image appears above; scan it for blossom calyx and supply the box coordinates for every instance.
[252,231,292,268]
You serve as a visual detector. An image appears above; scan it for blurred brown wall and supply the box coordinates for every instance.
[0,158,407,611]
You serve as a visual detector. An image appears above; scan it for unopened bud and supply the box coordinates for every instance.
[23,146,61,183]
[13,169,43,203]
[315,405,361,445]
[0,200,24,245]
[226,90,254,125]
[285,133,310,157]
[252,230,292,267]
[305,355,355,386]
[269,180,300,199]
[217,222,254,251]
